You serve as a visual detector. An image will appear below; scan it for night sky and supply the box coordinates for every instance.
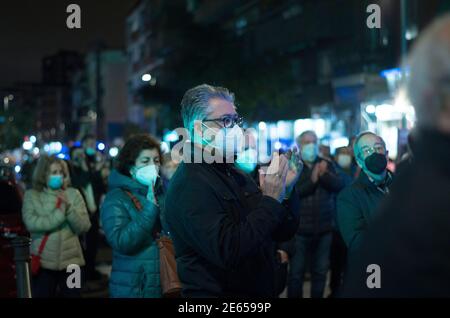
[0,0,138,87]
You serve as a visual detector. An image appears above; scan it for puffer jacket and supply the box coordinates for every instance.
[22,187,91,271]
[100,170,161,298]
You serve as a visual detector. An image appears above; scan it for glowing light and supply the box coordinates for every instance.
[22,141,33,150]
[109,147,119,158]
[160,141,170,154]
[57,153,65,159]
[46,142,62,154]
[97,142,105,151]
[30,135,37,143]
[258,122,267,130]
[141,74,152,82]
[164,131,179,143]
[365,105,376,114]
[14,165,21,173]
[274,141,282,150]
[32,147,40,156]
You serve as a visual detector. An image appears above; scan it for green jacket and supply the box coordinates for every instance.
[337,171,393,253]
[100,170,161,298]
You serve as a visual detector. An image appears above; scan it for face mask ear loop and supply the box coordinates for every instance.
[201,122,220,149]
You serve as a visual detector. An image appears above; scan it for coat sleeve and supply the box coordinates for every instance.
[319,163,345,193]
[169,181,286,271]
[66,189,91,235]
[337,188,365,251]
[100,190,159,255]
[272,186,301,242]
[296,170,318,198]
[22,190,66,233]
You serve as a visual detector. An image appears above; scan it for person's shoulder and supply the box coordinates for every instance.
[337,181,360,201]
[23,188,38,200]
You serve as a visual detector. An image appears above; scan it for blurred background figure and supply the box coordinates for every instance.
[160,152,179,192]
[319,144,331,160]
[287,130,344,298]
[334,146,357,185]
[395,131,416,176]
[327,146,358,297]
[100,134,162,298]
[69,135,107,284]
[22,155,91,297]
[0,163,26,298]
[342,14,450,297]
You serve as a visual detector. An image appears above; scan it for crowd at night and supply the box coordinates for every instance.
[1,0,450,304]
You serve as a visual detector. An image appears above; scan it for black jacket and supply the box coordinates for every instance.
[295,158,344,235]
[164,159,300,297]
[337,170,393,253]
[342,129,450,297]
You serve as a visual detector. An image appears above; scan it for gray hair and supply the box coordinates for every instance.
[180,84,235,134]
[353,131,386,159]
[406,14,450,129]
[296,130,317,145]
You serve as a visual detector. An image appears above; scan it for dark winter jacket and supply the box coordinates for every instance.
[337,170,393,254]
[294,158,344,235]
[342,129,450,297]
[164,156,300,297]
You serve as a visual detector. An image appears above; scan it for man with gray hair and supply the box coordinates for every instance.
[165,84,303,297]
[337,131,393,254]
[342,14,450,297]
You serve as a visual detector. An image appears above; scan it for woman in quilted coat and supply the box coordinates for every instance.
[22,155,91,297]
[100,134,162,298]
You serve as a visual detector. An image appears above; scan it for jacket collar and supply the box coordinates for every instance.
[357,169,393,191]
[108,169,148,196]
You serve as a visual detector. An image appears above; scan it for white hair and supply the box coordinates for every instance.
[406,14,450,129]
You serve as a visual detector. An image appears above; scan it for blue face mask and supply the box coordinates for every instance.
[47,174,63,190]
[85,147,96,157]
[301,143,318,163]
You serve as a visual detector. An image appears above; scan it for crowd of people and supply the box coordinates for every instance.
[7,13,450,298]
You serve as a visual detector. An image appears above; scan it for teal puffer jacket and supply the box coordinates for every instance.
[100,170,161,298]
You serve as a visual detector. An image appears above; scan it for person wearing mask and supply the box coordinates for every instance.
[342,15,450,297]
[22,155,91,297]
[100,134,162,298]
[70,135,106,282]
[327,146,356,297]
[336,132,393,256]
[165,84,302,297]
[334,146,357,186]
[288,130,344,298]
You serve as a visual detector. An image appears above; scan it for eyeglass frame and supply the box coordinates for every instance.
[359,144,386,158]
[202,114,244,129]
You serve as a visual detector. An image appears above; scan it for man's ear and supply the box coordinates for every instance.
[355,154,364,169]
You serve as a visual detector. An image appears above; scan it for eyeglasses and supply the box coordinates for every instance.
[360,144,386,157]
[203,114,244,128]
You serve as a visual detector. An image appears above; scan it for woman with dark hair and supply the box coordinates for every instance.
[100,134,163,298]
[22,155,91,297]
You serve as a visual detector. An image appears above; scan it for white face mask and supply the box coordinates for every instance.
[337,154,352,169]
[203,123,244,157]
[133,164,159,187]
[301,143,318,163]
